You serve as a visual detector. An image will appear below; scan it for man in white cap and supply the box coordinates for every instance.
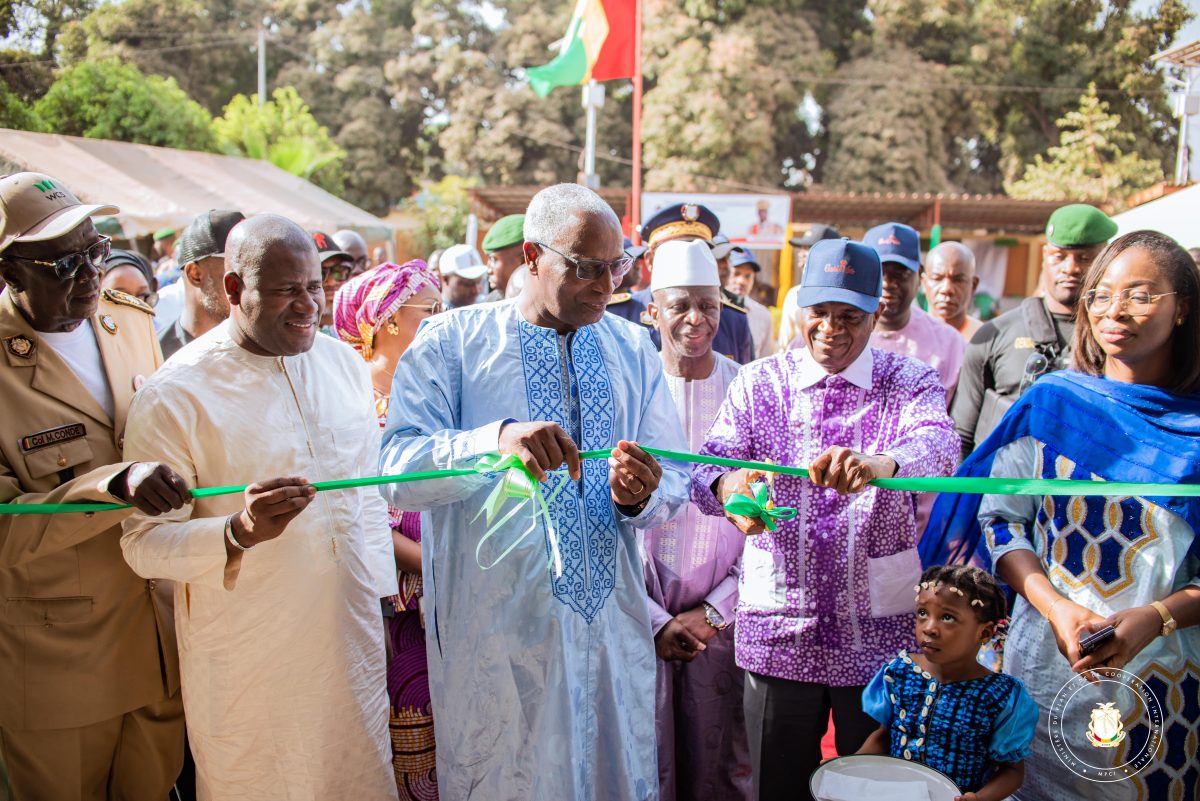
[643,239,752,801]
[438,243,486,309]
[0,172,190,799]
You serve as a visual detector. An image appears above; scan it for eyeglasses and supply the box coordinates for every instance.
[322,263,351,284]
[396,300,445,316]
[534,241,634,282]
[6,236,112,281]
[1083,289,1177,317]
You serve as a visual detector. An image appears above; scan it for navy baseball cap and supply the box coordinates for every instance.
[623,236,647,260]
[729,248,760,272]
[863,222,921,272]
[798,239,883,313]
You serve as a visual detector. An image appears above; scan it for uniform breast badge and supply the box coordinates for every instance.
[5,335,34,358]
[99,314,118,334]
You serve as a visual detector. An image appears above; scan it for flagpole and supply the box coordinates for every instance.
[631,0,643,243]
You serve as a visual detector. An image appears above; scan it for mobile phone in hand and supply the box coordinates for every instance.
[1079,624,1116,657]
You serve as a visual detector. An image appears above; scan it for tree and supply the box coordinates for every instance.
[213,87,346,194]
[640,0,830,191]
[34,58,216,150]
[402,175,475,257]
[820,45,963,193]
[58,0,261,116]
[1007,84,1164,205]
[0,82,42,131]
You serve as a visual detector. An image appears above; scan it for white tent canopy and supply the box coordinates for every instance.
[0,128,393,241]
[1111,184,1199,248]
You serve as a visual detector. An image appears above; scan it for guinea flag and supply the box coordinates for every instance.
[527,0,635,97]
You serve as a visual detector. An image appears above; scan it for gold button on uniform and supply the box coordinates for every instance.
[56,455,68,467]
[147,580,157,590]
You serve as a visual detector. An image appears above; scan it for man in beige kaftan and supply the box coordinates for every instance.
[120,215,398,800]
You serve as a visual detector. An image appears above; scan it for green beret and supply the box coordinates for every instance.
[482,214,526,253]
[152,227,176,241]
[1045,204,1117,248]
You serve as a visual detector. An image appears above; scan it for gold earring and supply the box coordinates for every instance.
[386,320,400,335]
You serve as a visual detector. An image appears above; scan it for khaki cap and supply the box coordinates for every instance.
[0,172,119,254]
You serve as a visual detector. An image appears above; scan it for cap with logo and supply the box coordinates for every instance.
[789,223,841,249]
[482,214,526,254]
[798,239,883,313]
[439,244,487,280]
[863,222,921,272]
[0,172,119,254]
[311,231,351,262]
[640,203,721,249]
[1045,204,1117,248]
[649,240,720,293]
[730,247,760,273]
[177,210,245,267]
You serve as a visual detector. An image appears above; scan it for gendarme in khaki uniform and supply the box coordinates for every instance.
[0,172,182,800]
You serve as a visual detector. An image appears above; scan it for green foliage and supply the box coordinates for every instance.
[213,87,347,194]
[642,0,831,191]
[1007,84,1164,205]
[33,58,216,150]
[402,175,476,257]
[821,45,958,193]
[0,82,43,131]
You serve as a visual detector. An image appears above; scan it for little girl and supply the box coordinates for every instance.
[857,565,1038,801]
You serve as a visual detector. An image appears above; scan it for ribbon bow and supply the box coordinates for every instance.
[723,481,797,532]
[470,453,565,577]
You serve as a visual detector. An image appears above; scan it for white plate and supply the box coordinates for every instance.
[809,754,961,801]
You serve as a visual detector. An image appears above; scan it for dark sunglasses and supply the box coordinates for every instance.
[7,236,112,281]
[534,241,634,282]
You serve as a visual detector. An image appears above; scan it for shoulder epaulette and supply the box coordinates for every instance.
[101,288,154,314]
[722,298,747,313]
[608,292,632,305]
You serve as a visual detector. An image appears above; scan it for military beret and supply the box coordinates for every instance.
[482,214,526,253]
[640,203,721,249]
[1045,204,1117,248]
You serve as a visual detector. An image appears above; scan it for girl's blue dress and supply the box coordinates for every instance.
[862,650,1039,793]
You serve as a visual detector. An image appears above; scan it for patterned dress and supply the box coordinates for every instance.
[982,436,1200,801]
[862,650,1038,793]
[379,393,438,801]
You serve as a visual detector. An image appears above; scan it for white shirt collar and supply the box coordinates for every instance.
[795,344,874,390]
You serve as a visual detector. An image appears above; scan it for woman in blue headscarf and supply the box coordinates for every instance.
[921,231,1200,800]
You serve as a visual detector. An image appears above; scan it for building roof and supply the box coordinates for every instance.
[469,185,1069,234]
[470,186,630,221]
[0,128,393,239]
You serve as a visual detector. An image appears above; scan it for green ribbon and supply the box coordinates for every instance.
[4,446,1200,517]
[721,481,797,531]
[469,453,565,577]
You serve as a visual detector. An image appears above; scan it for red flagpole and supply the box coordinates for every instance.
[631,0,643,244]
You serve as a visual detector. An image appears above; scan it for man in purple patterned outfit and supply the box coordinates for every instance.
[690,239,959,801]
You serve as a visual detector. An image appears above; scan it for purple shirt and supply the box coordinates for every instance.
[690,347,958,686]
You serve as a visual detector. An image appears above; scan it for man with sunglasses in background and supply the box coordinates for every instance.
[0,172,190,799]
[380,182,689,800]
[333,229,372,278]
[311,230,354,334]
[951,203,1117,458]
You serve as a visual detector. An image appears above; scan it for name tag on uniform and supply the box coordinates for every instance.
[20,423,87,453]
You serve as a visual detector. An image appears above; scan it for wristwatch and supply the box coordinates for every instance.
[702,601,729,631]
[1149,601,1177,637]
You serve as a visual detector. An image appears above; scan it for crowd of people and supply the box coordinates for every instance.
[0,168,1197,801]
